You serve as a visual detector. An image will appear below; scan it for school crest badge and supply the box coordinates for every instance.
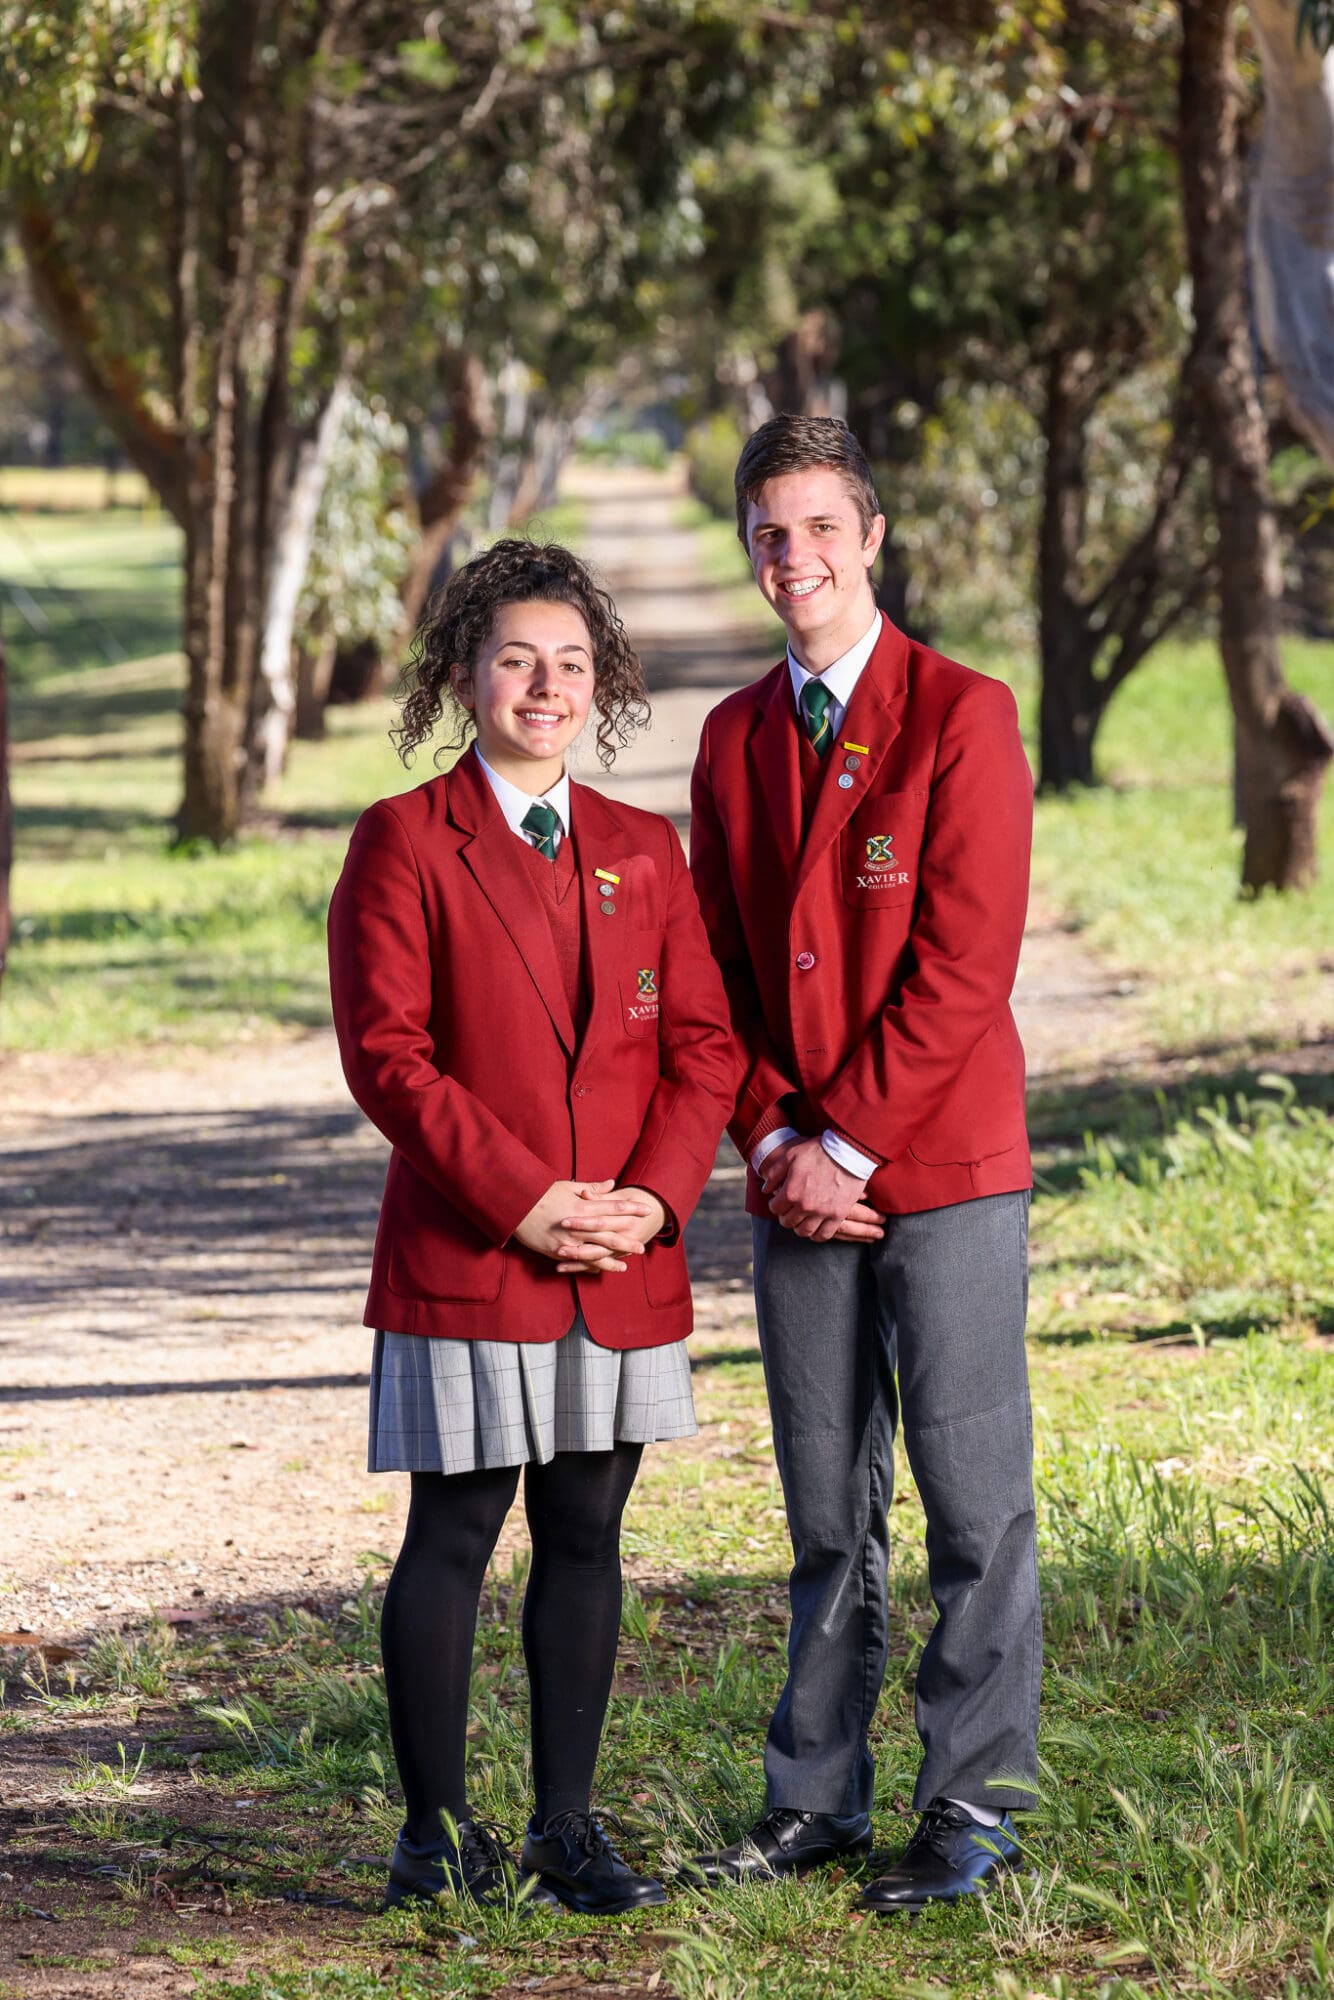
[865,834,896,866]
[636,968,658,997]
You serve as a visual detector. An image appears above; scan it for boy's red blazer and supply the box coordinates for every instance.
[689,616,1033,1216]
[328,748,736,1346]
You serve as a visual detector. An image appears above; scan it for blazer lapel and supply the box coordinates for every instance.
[450,750,576,1055]
[796,618,912,895]
[745,662,804,880]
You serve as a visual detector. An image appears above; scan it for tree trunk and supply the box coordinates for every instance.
[176,5,264,847]
[294,632,339,740]
[1179,0,1334,889]
[505,395,591,527]
[1037,345,1104,789]
[250,377,350,787]
[849,370,936,645]
[487,356,534,533]
[0,635,11,1007]
[398,351,493,638]
[329,637,384,706]
[763,310,843,417]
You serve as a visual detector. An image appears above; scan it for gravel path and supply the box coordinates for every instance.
[0,464,1145,1646]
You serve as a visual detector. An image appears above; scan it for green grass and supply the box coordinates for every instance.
[8,1247,1332,1998]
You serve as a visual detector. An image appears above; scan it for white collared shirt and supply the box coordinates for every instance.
[476,749,571,852]
[786,608,882,743]
[756,607,884,1187]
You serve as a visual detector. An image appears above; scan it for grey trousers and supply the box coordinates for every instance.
[752,1191,1040,1818]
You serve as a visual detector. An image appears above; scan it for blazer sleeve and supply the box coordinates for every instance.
[619,819,738,1228]
[819,678,1033,1161]
[689,715,802,1159]
[327,802,554,1247]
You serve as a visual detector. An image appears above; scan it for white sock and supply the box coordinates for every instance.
[946,1796,1003,1827]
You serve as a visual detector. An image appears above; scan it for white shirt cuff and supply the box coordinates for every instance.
[751,1126,801,1172]
[820,1129,878,1182]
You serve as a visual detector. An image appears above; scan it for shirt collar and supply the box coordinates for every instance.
[475,749,571,839]
[786,609,883,713]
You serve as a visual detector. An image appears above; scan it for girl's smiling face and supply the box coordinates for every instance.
[452,599,596,792]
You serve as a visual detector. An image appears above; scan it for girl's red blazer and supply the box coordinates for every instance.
[689,616,1034,1217]
[327,749,737,1347]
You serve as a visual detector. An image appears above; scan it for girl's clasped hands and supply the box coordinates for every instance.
[513,1180,667,1274]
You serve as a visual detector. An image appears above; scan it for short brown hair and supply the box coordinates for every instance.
[734,415,882,546]
[394,538,649,769]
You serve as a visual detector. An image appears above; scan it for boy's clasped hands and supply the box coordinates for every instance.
[514,1180,667,1275]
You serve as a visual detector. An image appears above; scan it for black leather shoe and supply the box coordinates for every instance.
[520,1809,668,1915]
[685,1807,873,1884]
[858,1799,1023,1912]
[384,1818,560,1910]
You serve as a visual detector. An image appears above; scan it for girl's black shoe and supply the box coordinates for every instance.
[520,1810,668,1914]
[384,1817,560,1910]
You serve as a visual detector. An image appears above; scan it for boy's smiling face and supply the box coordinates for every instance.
[452,599,595,792]
[744,467,885,671]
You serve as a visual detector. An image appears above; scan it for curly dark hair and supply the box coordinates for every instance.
[393,538,649,769]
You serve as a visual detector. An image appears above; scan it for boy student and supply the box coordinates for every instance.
[687,415,1040,1912]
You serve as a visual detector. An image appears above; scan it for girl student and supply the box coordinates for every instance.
[327,539,736,1916]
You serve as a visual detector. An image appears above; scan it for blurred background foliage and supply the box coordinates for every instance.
[0,0,1332,969]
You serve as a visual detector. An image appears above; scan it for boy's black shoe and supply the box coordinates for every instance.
[858,1799,1023,1912]
[685,1807,873,1883]
[521,1810,667,1914]
[384,1818,559,1910]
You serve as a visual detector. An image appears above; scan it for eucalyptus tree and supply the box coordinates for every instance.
[1179,0,1334,889]
[4,0,755,846]
[741,6,1208,789]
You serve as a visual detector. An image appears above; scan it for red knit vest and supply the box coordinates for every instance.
[799,724,830,829]
[515,829,591,1037]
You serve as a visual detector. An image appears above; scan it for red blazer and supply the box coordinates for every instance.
[689,616,1032,1216]
[328,748,736,1346]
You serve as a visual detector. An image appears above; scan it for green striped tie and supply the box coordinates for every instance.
[521,801,560,860]
[800,679,834,758]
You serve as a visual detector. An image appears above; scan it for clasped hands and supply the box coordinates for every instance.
[514,1180,667,1276]
[760,1136,885,1244]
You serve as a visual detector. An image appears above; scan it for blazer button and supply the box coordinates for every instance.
[795,950,816,970]
[574,1084,588,1098]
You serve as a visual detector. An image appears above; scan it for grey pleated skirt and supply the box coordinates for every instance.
[367,1311,697,1474]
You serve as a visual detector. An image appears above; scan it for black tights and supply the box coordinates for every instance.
[379,1444,643,1844]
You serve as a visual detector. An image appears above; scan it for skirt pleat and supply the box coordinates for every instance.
[367,1311,696,1474]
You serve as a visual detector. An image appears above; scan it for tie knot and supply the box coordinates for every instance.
[801,678,834,756]
[521,801,561,860]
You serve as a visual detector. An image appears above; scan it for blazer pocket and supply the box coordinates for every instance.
[385,1166,506,1303]
[839,788,929,909]
[643,1238,690,1307]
